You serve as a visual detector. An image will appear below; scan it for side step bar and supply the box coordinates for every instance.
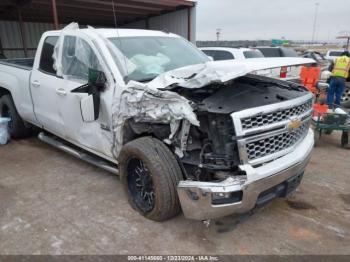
[38,132,118,175]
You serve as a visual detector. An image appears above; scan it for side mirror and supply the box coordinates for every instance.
[72,68,106,122]
[88,68,106,89]
[207,55,214,61]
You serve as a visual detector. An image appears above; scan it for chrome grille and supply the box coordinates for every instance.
[245,120,310,162]
[241,100,312,130]
[232,94,314,166]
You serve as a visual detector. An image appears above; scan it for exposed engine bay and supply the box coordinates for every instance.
[123,74,310,182]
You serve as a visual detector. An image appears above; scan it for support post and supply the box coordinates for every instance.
[0,37,4,58]
[17,7,28,58]
[51,0,59,30]
[187,7,191,41]
[145,18,150,29]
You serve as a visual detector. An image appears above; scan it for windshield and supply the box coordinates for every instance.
[243,50,264,58]
[108,36,209,82]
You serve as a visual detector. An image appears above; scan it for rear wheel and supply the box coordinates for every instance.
[313,129,321,147]
[341,84,350,108]
[0,94,31,138]
[341,131,348,148]
[324,129,333,135]
[119,137,183,221]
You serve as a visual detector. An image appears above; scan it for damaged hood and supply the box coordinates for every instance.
[144,57,315,90]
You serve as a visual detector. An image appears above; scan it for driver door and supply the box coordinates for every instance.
[56,35,113,157]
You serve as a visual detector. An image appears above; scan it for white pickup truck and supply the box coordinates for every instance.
[0,24,315,221]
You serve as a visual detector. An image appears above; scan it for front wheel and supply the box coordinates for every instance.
[118,137,183,221]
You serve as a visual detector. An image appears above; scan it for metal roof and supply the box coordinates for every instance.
[0,0,194,26]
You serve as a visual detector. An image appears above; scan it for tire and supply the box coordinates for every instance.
[0,94,31,138]
[324,129,333,135]
[313,129,321,147]
[341,84,350,108]
[341,131,348,148]
[118,137,183,221]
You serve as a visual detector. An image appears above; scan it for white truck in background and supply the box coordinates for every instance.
[0,25,315,221]
[200,46,313,81]
[200,47,264,60]
[325,50,345,61]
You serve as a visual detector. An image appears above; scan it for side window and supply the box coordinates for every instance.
[214,51,234,61]
[61,36,101,82]
[202,50,215,58]
[39,36,58,74]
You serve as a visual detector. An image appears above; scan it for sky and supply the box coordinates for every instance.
[196,0,350,41]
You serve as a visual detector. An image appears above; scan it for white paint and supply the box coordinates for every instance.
[80,95,96,122]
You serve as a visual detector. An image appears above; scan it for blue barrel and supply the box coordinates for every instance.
[0,117,11,145]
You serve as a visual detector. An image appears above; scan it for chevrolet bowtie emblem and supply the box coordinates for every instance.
[287,118,302,130]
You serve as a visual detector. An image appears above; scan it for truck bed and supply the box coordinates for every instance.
[0,58,34,70]
[0,57,35,124]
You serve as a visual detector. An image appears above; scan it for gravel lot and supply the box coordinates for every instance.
[0,133,349,255]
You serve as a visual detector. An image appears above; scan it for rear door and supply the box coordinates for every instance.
[30,35,66,135]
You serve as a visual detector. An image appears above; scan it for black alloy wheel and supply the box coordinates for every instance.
[126,157,155,213]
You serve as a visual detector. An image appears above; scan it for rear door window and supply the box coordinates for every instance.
[243,50,264,58]
[213,50,234,61]
[39,36,58,75]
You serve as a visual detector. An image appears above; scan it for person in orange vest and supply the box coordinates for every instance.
[327,51,350,107]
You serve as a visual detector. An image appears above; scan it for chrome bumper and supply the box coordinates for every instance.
[177,129,314,220]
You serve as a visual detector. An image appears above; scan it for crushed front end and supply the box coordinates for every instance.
[175,75,314,220]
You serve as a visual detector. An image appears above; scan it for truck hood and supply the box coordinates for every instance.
[117,57,314,157]
[138,57,315,90]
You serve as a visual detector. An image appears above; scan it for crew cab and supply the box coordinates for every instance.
[0,25,315,221]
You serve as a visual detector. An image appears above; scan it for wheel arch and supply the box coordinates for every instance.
[0,86,11,98]
[121,119,172,146]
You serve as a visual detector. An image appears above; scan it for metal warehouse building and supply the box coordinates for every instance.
[0,0,196,58]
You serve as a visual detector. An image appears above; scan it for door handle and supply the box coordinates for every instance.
[31,80,40,88]
[56,88,67,96]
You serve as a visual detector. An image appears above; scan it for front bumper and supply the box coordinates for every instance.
[177,129,314,220]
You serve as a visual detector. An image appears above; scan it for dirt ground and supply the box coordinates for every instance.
[0,133,349,255]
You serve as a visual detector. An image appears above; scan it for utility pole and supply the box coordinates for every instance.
[51,0,59,30]
[216,28,221,41]
[337,31,350,50]
[311,2,319,43]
